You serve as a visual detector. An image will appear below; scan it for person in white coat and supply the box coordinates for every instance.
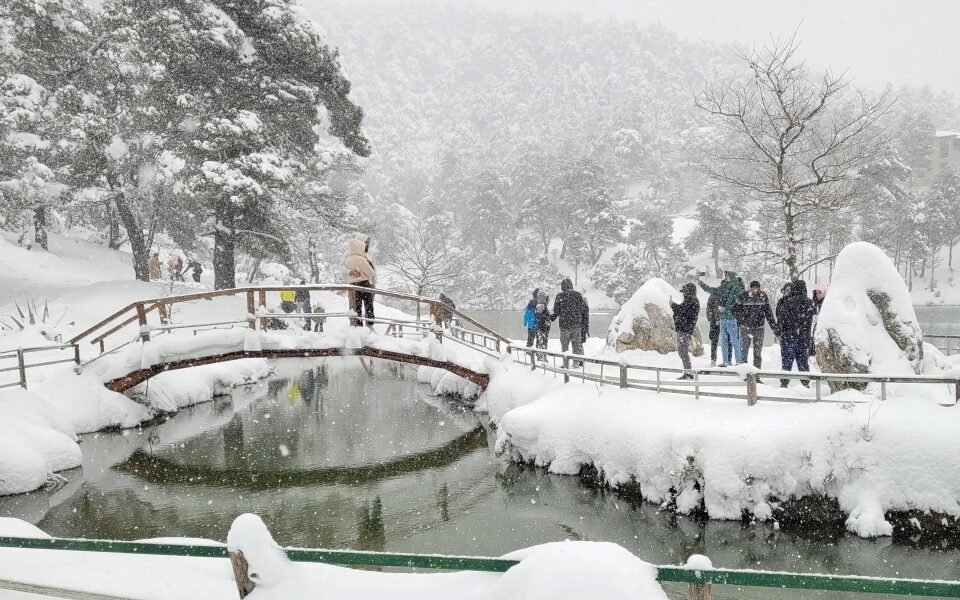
[344,238,376,327]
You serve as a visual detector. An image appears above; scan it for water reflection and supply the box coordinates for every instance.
[1,358,959,590]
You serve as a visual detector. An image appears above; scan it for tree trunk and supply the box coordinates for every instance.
[213,201,237,290]
[106,203,123,249]
[33,206,48,250]
[950,238,955,270]
[930,246,938,290]
[114,193,150,281]
[308,239,320,283]
[783,198,799,280]
[246,257,262,284]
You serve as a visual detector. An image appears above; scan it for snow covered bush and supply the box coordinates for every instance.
[814,242,924,391]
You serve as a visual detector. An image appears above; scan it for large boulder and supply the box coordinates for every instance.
[606,278,704,355]
[814,242,923,391]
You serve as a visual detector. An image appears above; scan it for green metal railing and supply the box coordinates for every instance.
[1,536,959,597]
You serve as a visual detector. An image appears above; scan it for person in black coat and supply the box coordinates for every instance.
[706,292,722,366]
[778,280,815,388]
[533,289,551,359]
[552,278,588,365]
[669,283,700,379]
[438,292,456,328]
[732,280,778,369]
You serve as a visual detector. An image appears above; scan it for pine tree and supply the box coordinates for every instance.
[684,191,749,277]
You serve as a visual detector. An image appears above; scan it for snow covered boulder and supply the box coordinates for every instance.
[606,278,703,355]
[814,242,924,391]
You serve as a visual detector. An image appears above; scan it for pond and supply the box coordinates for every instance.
[2,358,959,599]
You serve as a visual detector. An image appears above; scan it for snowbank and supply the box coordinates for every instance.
[225,513,667,600]
[493,381,960,538]
[0,515,667,600]
[0,389,82,495]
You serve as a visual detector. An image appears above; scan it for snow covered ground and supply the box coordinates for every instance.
[2,231,959,546]
[0,514,667,600]
[487,374,960,538]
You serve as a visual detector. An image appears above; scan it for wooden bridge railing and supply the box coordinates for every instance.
[68,285,511,356]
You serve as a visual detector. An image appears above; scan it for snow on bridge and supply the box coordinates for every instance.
[65,285,504,395]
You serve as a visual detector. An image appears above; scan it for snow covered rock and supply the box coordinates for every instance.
[814,243,924,391]
[606,278,703,356]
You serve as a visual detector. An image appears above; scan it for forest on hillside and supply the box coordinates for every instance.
[2,0,959,307]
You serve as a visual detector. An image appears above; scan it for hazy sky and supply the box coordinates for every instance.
[358,0,960,97]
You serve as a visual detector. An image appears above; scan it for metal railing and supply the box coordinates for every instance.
[508,344,960,405]
[927,333,960,356]
[0,535,958,599]
[0,344,80,390]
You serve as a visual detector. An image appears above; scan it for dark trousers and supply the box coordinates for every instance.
[780,337,810,387]
[677,331,692,371]
[526,328,536,347]
[740,326,765,368]
[709,321,720,362]
[353,280,375,326]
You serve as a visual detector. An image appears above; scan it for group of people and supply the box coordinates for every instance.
[523,278,590,365]
[148,252,203,283]
[669,271,828,387]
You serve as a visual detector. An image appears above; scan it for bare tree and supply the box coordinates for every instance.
[694,34,891,280]
[383,222,466,296]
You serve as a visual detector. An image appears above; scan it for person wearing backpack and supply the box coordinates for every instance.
[523,289,538,348]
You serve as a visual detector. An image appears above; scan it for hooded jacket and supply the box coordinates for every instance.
[778,280,815,340]
[534,290,551,331]
[698,272,745,320]
[671,283,700,334]
[344,238,376,285]
[733,289,777,330]
[523,289,538,330]
[552,278,589,330]
[705,293,722,325]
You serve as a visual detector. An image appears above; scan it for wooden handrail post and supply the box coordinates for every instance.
[17,350,27,389]
[563,355,570,384]
[746,373,758,406]
[229,550,256,598]
[73,344,81,365]
[619,364,627,389]
[689,581,712,600]
[246,290,256,330]
[157,302,169,325]
[955,380,959,405]
[258,290,267,330]
[135,303,150,342]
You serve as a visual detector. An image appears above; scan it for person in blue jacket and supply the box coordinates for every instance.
[697,270,745,366]
[523,288,538,347]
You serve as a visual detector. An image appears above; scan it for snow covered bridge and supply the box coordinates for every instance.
[63,285,506,395]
